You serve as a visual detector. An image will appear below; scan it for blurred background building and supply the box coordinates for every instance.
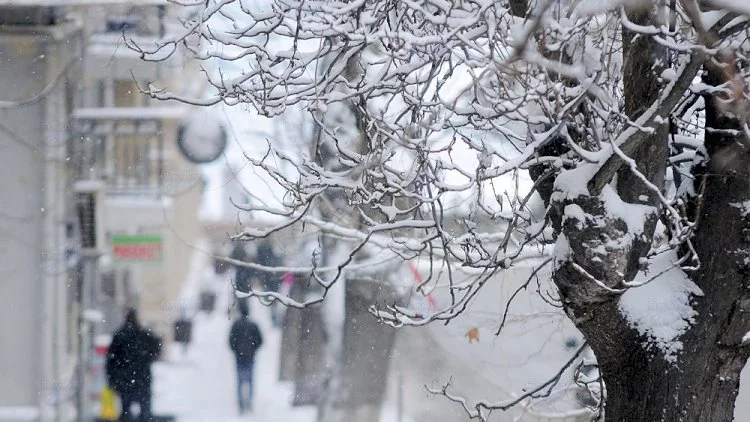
[0,1,208,420]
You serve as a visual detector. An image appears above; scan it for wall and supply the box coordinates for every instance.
[0,21,81,421]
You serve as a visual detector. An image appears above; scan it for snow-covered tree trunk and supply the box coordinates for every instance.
[315,51,411,419]
[552,15,750,418]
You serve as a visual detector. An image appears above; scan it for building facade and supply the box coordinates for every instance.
[0,2,206,420]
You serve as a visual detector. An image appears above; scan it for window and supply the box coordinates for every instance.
[114,80,144,107]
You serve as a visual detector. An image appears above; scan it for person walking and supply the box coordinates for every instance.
[230,240,254,311]
[254,240,282,293]
[229,303,263,414]
[106,309,162,421]
[253,240,283,325]
[230,241,255,292]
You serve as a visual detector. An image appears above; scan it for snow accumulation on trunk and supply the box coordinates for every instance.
[618,251,703,363]
[550,163,599,202]
[729,201,750,217]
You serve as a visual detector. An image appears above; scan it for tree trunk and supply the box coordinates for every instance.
[279,274,304,381]
[551,8,750,421]
[317,278,408,422]
[292,302,328,406]
[619,4,669,208]
[599,344,746,421]
[557,235,750,422]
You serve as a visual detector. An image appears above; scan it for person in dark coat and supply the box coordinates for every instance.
[254,240,282,293]
[229,304,263,414]
[230,241,254,294]
[253,240,283,326]
[106,309,162,421]
[230,241,255,313]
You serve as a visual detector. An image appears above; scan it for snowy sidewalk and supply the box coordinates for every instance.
[152,271,317,422]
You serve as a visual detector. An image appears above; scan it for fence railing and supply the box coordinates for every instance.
[71,107,176,196]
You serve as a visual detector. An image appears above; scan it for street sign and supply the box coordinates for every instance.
[112,234,163,262]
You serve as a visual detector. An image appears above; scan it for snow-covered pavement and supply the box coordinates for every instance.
[151,277,317,422]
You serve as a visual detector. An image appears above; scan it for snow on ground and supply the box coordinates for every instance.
[416,264,590,420]
[152,273,316,422]
[151,259,412,422]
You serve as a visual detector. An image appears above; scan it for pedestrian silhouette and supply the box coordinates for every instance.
[106,308,162,421]
[253,240,283,326]
[254,240,282,293]
[230,241,253,312]
[229,303,263,413]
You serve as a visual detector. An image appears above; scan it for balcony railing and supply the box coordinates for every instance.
[71,106,185,196]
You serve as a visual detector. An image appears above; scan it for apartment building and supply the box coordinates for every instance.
[73,0,206,342]
[0,1,209,420]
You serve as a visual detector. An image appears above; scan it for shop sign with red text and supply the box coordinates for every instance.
[112,234,163,262]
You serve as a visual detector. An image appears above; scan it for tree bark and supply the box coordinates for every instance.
[597,343,747,420]
[551,8,750,421]
[508,0,527,18]
[279,274,304,381]
[619,5,669,208]
[555,173,750,420]
[575,141,750,418]
[317,278,408,422]
[293,302,328,406]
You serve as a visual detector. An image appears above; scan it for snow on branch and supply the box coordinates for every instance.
[128,0,750,414]
[131,0,749,324]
